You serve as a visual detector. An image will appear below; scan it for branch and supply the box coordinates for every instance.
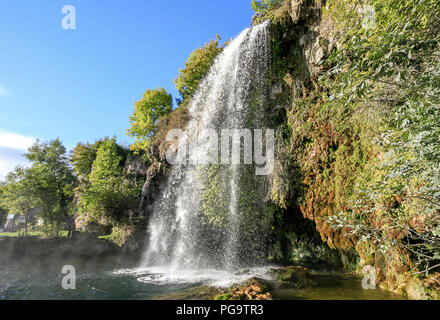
[405,194,440,208]
[410,264,440,276]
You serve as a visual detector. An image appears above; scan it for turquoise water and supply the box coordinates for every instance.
[0,259,406,300]
[0,260,197,300]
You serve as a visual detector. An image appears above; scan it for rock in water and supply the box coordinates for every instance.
[214,277,272,300]
[270,266,317,288]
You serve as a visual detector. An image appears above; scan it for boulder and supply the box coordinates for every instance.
[270,266,317,288]
[214,277,272,300]
[123,154,148,176]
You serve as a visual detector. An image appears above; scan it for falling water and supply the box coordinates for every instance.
[140,21,272,273]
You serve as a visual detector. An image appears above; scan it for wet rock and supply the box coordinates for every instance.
[139,162,165,216]
[270,83,284,99]
[154,285,224,300]
[235,269,250,276]
[214,278,272,300]
[270,266,317,288]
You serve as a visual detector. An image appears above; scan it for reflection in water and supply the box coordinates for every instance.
[272,273,407,300]
[0,260,406,300]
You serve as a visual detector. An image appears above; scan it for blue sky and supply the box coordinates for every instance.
[0,0,254,180]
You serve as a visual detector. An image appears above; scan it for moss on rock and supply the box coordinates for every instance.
[270,265,317,288]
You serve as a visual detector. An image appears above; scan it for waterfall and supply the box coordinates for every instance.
[140,21,272,272]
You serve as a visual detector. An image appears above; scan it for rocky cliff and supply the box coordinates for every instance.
[136,0,440,299]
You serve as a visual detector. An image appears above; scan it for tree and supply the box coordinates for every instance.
[79,138,142,225]
[70,142,98,178]
[174,36,224,104]
[1,167,40,235]
[90,137,124,180]
[1,140,77,237]
[70,139,107,178]
[25,139,77,236]
[127,88,172,153]
[0,184,7,226]
[251,0,283,13]
[251,0,284,23]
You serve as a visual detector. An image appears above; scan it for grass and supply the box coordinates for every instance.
[0,230,69,238]
[0,231,43,237]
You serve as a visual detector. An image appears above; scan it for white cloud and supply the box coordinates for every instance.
[0,159,23,180]
[0,132,35,151]
[0,150,31,181]
[0,132,35,180]
[0,85,10,97]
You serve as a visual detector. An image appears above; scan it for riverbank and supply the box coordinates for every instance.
[0,232,140,266]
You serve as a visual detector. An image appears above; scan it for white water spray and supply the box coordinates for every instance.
[140,21,272,274]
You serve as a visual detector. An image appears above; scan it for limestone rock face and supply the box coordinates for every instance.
[285,0,342,78]
[267,0,354,250]
[123,154,148,176]
[74,214,111,235]
[139,162,166,216]
[289,0,312,24]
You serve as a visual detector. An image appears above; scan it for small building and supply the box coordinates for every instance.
[18,215,26,225]
[4,214,18,232]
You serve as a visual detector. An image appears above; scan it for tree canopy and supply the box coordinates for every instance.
[77,138,143,226]
[70,140,105,178]
[127,88,173,153]
[174,36,224,105]
[1,139,76,235]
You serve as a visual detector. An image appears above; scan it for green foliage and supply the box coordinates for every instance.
[1,139,76,236]
[90,138,124,180]
[99,226,134,247]
[174,36,224,105]
[28,140,76,234]
[127,88,173,154]
[199,165,230,228]
[1,167,39,222]
[251,0,284,24]
[0,188,6,225]
[70,140,106,177]
[213,293,232,300]
[302,0,440,276]
[79,138,143,225]
[264,1,440,291]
